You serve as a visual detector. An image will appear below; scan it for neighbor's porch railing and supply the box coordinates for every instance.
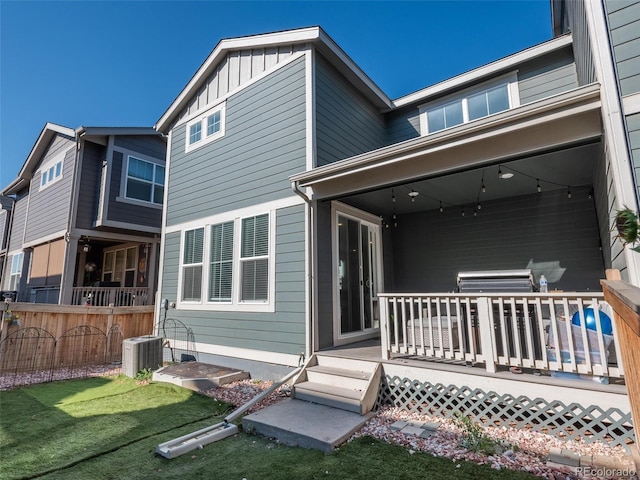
[379,292,623,379]
[71,287,152,307]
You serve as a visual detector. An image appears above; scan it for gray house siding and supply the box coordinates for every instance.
[166,55,307,227]
[0,210,8,251]
[628,112,640,201]
[315,202,333,349]
[517,48,579,105]
[560,1,597,87]
[315,53,385,167]
[7,191,27,253]
[606,0,640,96]
[24,137,75,244]
[113,135,166,160]
[75,141,104,230]
[385,107,421,145]
[391,187,604,293]
[160,205,306,356]
[106,150,163,228]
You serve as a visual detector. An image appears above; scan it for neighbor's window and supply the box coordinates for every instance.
[182,228,204,301]
[240,214,269,302]
[40,159,64,189]
[185,102,226,152]
[125,156,165,205]
[9,252,23,290]
[420,74,517,135]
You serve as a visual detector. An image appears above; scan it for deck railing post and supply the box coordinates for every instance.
[477,297,496,373]
[379,297,390,360]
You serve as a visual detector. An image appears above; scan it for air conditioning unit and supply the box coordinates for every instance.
[122,335,163,378]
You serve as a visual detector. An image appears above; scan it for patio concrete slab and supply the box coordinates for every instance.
[242,398,374,452]
[153,362,249,391]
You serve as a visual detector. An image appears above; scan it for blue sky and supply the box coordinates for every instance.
[0,1,552,189]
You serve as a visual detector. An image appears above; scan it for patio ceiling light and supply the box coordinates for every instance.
[408,190,419,202]
[498,166,514,179]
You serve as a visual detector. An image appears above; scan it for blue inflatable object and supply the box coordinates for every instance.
[571,308,613,335]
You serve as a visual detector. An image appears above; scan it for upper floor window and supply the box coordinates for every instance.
[419,72,519,135]
[126,156,165,205]
[185,102,226,153]
[39,158,63,190]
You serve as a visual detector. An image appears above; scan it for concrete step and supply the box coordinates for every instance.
[242,398,375,452]
[294,380,364,413]
[305,365,371,390]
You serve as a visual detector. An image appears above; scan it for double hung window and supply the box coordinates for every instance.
[9,253,23,290]
[125,156,165,205]
[182,228,204,301]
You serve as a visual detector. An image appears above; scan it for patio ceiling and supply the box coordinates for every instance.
[292,84,603,216]
[342,141,600,217]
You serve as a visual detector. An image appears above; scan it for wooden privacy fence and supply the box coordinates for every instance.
[0,303,154,387]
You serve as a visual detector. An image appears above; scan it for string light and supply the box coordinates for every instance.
[461,207,465,217]
[439,201,444,213]
[537,179,542,193]
[567,187,572,199]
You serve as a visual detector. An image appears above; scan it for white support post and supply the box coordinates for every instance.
[477,297,496,373]
[379,297,390,360]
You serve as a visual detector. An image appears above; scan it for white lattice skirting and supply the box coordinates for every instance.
[378,375,635,450]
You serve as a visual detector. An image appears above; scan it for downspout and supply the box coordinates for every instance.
[292,181,313,363]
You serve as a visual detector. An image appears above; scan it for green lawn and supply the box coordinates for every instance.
[0,376,538,480]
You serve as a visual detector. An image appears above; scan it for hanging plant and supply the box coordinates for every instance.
[614,207,640,252]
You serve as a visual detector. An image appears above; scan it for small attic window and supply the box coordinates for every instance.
[185,102,226,153]
[39,154,65,191]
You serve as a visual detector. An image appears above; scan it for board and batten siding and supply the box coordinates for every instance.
[0,210,8,251]
[159,205,306,356]
[518,48,579,105]
[315,53,385,167]
[24,137,75,244]
[106,150,163,228]
[391,187,605,293]
[606,0,640,96]
[166,55,307,226]
[75,141,104,230]
[178,44,307,124]
[7,191,28,253]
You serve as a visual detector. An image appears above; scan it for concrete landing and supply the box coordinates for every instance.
[153,362,249,391]
[242,398,374,452]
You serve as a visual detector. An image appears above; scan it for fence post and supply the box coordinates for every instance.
[477,297,496,373]
[379,297,390,361]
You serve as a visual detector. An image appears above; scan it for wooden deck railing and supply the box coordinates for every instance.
[71,287,152,307]
[379,292,622,381]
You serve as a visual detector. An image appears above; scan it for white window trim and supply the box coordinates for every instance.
[418,71,520,136]
[176,209,276,312]
[116,149,166,208]
[38,151,66,191]
[8,252,24,290]
[185,101,226,153]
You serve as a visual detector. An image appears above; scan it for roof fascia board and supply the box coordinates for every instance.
[156,27,322,132]
[81,127,161,137]
[392,34,573,109]
[291,83,601,186]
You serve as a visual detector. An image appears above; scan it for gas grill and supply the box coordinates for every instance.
[457,269,535,293]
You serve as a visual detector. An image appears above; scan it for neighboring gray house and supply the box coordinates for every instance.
[156,14,638,371]
[1,123,166,305]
